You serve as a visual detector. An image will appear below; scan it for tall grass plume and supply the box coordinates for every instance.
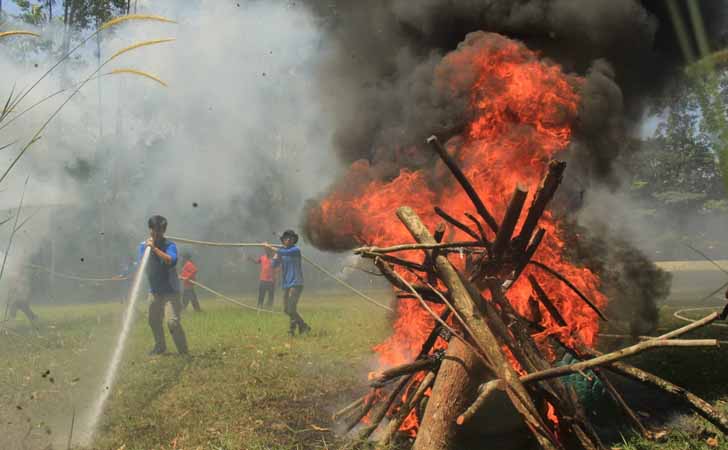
[108,38,175,63]
[106,69,168,87]
[99,14,176,31]
[0,31,40,39]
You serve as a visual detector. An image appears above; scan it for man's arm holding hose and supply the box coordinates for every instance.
[265,243,281,267]
[146,238,175,265]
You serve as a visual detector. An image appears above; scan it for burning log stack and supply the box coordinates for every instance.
[334,135,728,450]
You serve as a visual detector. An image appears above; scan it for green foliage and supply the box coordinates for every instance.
[60,0,127,28]
[12,0,51,25]
[11,0,127,27]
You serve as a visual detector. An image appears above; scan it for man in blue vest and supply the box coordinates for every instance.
[268,230,310,336]
[139,215,188,355]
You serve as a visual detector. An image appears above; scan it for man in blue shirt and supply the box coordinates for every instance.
[268,230,310,336]
[139,215,188,355]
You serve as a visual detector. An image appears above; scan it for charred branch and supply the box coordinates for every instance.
[465,339,718,425]
[397,205,560,450]
[428,135,499,234]
[492,185,528,260]
[507,228,545,288]
[370,358,440,388]
[366,252,428,272]
[333,396,365,422]
[464,212,489,243]
[434,206,481,241]
[528,275,567,327]
[376,371,436,450]
[514,160,566,252]
[374,258,446,303]
[529,260,608,322]
[358,375,412,440]
[594,369,651,439]
[356,241,485,254]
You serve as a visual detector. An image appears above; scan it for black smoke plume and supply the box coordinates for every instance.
[301,0,726,333]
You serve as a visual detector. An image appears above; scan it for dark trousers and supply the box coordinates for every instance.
[720,303,728,320]
[283,286,307,334]
[148,292,188,354]
[9,301,37,322]
[257,281,275,309]
[182,288,201,312]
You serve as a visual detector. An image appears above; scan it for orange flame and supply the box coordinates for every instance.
[317,33,607,436]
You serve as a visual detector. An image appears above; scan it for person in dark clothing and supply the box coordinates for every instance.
[720,287,728,320]
[139,215,188,355]
[7,269,37,323]
[179,252,201,312]
[248,247,276,309]
[268,230,310,336]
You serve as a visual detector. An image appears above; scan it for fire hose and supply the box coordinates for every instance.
[25,263,280,314]
[184,278,279,314]
[673,306,728,328]
[25,263,127,282]
[167,235,394,312]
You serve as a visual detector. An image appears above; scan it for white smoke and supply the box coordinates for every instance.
[0,0,340,278]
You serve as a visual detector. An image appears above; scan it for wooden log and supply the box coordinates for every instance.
[463,339,718,426]
[506,228,545,289]
[397,206,560,450]
[457,379,500,425]
[520,339,715,384]
[358,375,412,440]
[528,260,607,321]
[485,280,604,450]
[434,207,481,241]
[528,296,543,324]
[594,369,650,439]
[366,252,428,272]
[346,392,376,432]
[576,344,728,435]
[395,270,492,370]
[514,160,566,251]
[333,396,365,421]
[428,222,447,284]
[411,338,487,450]
[492,185,528,260]
[374,258,446,303]
[574,312,728,435]
[370,358,439,387]
[464,212,489,242]
[417,309,453,358]
[433,222,446,243]
[376,371,436,450]
[655,312,719,339]
[428,135,499,234]
[528,275,567,327]
[356,241,484,255]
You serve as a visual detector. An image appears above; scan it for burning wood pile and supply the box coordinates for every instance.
[333,135,728,450]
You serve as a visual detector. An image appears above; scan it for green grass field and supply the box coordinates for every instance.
[1,288,728,450]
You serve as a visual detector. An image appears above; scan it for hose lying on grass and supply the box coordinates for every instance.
[167,235,394,313]
[673,306,728,328]
[185,278,280,314]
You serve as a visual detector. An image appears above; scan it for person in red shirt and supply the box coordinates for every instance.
[248,247,276,309]
[179,252,201,312]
